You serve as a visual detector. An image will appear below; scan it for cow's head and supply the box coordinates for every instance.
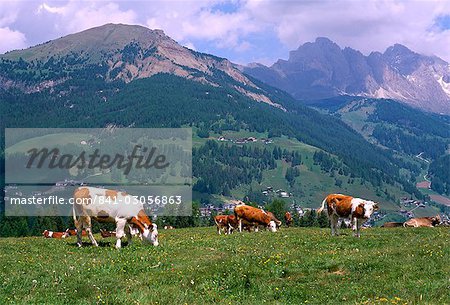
[267,220,277,232]
[142,224,159,246]
[432,215,442,226]
[362,201,378,219]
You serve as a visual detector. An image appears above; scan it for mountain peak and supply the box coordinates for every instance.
[3,23,173,62]
[384,43,415,56]
[315,37,334,44]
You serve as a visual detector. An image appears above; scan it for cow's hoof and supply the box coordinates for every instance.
[77,243,82,248]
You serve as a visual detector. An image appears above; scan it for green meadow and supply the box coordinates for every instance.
[0,227,448,304]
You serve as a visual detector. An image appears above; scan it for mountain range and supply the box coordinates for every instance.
[244,37,450,114]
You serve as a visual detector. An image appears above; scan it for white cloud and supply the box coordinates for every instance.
[0,27,27,53]
[35,1,137,35]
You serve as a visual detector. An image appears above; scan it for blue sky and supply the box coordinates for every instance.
[1,1,450,65]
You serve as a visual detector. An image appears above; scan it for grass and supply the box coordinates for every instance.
[0,227,448,304]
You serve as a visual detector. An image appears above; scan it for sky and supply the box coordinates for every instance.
[1,0,450,65]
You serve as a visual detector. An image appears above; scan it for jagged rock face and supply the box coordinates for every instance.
[1,24,282,109]
[244,38,450,114]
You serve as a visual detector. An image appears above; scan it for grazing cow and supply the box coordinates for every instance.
[234,205,277,232]
[284,212,293,227]
[43,230,68,239]
[73,187,159,249]
[317,193,379,237]
[381,222,404,228]
[403,215,441,228]
[65,229,87,236]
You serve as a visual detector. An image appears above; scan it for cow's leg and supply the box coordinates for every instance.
[86,226,98,247]
[238,219,242,233]
[125,225,133,246]
[217,225,221,235]
[75,217,83,247]
[115,218,127,249]
[254,225,259,232]
[352,217,360,237]
[330,215,339,236]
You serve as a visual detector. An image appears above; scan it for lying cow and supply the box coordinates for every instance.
[381,222,404,228]
[403,215,441,228]
[318,193,379,237]
[164,225,175,230]
[73,187,159,249]
[284,212,293,227]
[234,205,277,232]
[43,230,68,239]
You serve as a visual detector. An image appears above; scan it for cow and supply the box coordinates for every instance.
[317,193,379,237]
[163,226,175,230]
[234,205,277,232]
[284,212,293,227]
[43,230,68,239]
[72,187,159,249]
[381,222,404,228]
[403,215,441,228]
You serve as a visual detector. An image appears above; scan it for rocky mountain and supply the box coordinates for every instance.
[1,23,283,109]
[244,37,450,114]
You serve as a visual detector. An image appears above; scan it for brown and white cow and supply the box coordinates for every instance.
[381,222,404,228]
[73,187,158,249]
[234,205,277,232]
[284,212,293,227]
[403,215,441,228]
[317,193,379,237]
[43,230,68,239]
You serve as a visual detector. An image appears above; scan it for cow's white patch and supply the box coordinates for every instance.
[350,198,365,213]
[48,231,53,238]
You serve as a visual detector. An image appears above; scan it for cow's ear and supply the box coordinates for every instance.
[373,203,380,211]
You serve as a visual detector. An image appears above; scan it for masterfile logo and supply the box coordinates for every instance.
[4,128,192,216]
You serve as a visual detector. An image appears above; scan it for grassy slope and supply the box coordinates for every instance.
[0,227,448,305]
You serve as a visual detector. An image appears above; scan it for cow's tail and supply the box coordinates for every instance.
[213,217,219,226]
[317,198,327,214]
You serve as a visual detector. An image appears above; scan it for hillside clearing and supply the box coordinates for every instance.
[0,227,448,304]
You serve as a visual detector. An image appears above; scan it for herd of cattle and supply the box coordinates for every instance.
[41,187,444,248]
